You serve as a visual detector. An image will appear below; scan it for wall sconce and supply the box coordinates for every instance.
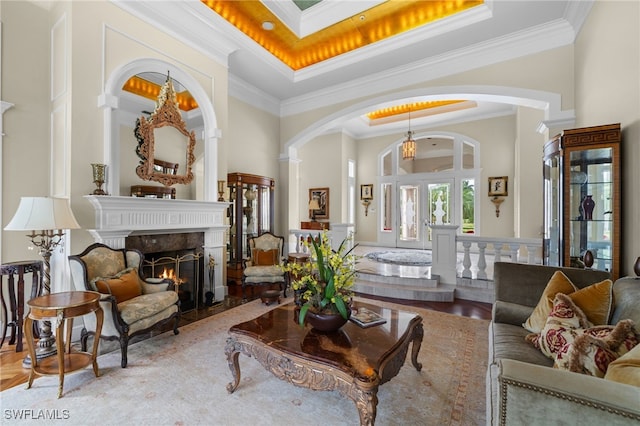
[360,184,373,216]
[488,176,508,218]
[217,180,225,201]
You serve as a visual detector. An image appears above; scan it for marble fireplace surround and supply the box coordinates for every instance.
[85,195,229,302]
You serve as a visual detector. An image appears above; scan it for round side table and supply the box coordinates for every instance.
[24,291,103,398]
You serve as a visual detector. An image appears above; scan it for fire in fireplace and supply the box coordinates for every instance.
[125,233,206,312]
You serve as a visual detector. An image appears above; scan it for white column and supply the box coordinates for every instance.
[429,224,459,284]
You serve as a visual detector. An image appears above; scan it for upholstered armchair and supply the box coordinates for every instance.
[242,232,286,300]
[69,243,180,368]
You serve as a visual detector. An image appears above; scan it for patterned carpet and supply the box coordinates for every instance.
[1,297,488,425]
[365,250,433,266]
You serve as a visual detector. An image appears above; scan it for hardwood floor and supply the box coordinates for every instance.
[0,284,491,393]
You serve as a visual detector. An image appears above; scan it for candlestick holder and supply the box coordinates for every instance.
[91,163,108,195]
[217,180,226,201]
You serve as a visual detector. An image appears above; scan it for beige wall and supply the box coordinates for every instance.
[1,1,51,263]
[227,97,282,233]
[575,0,640,274]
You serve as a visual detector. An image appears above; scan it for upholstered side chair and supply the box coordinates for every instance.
[69,243,180,368]
[242,232,286,300]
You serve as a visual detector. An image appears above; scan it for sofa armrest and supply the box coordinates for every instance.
[496,359,640,425]
[492,301,533,326]
[140,278,174,294]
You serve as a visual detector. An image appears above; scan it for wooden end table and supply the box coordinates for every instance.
[225,301,423,425]
[24,291,103,398]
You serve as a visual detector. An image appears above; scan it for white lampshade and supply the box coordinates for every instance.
[4,197,80,231]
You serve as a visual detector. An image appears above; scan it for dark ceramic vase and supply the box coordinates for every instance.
[304,309,350,332]
[582,195,595,221]
[634,257,640,277]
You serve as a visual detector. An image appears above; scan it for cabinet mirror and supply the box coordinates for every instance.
[134,74,196,187]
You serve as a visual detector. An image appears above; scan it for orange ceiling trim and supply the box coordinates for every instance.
[123,76,198,111]
[202,0,483,70]
[367,100,466,120]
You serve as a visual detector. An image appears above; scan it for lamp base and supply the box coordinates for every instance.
[22,345,58,368]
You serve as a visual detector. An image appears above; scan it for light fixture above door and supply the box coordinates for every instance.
[402,111,416,160]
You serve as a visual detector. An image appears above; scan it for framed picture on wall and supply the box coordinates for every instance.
[488,176,508,197]
[309,187,329,220]
[360,184,373,201]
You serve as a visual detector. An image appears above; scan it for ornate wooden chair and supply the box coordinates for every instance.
[69,243,180,368]
[242,232,286,300]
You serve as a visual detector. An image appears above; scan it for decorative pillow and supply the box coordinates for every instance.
[532,293,592,358]
[554,320,639,377]
[522,271,578,333]
[94,268,142,303]
[568,279,614,326]
[252,248,279,266]
[604,342,640,386]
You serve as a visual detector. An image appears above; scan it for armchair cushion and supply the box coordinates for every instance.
[252,248,279,266]
[118,291,179,325]
[94,268,142,303]
[244,265,285,283]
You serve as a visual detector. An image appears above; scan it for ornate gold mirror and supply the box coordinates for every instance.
[134,73,196,186]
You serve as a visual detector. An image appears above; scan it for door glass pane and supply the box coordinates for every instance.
[568,147,613,272]
[419,138,454,173]
[463,141,475,169]
[428,183,450,225]
[259,186,270,233]
[382,183,393,232]
[543,156,561,266]
[462,179,475,233]
[382,151,392,176]
[399,185,419,241]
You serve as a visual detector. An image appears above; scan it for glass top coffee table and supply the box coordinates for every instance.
[225,301,423,426]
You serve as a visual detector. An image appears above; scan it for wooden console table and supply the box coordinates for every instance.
[24,291,103,398]
[0,260,42,352]
[225,301,423,425]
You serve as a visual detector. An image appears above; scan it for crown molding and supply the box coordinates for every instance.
[228,75,280,117]
[263,1,385,38]
[111,0,236,69]
[279,18,576,117]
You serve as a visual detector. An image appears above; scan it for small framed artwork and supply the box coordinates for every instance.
[309,187,329,220]
[488,176,508,197]
[360,184,373,201]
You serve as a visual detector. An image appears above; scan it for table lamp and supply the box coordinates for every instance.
[308,198,320,221]
[4,196,80,362]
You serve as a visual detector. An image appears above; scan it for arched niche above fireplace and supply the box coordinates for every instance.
[100,58,219,201]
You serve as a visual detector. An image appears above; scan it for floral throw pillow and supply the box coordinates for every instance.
[554,320,639,377]
[528,293,592,358]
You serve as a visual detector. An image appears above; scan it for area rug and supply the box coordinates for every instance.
[365,250,432,266]
[0,297,488,425]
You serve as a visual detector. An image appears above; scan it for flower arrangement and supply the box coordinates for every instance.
[283,231,358,326]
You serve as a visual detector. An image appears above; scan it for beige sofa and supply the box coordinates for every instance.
[487,262,640,425]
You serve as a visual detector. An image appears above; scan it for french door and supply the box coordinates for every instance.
[396,179,452,249]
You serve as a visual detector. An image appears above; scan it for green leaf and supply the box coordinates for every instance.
[325,276,336,299]
[335,297,348,319]
[298,304,310,326]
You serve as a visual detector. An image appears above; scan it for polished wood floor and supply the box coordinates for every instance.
[0,283,491,393]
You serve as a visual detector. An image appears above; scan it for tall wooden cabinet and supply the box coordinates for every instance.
[227,173,275,285]
[543,123,621,279]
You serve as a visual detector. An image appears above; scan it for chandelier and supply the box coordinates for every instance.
[402,111,416,160]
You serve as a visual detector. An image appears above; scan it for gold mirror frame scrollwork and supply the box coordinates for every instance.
[134,74,196,187]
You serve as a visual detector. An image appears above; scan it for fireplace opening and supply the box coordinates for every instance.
[126,233,206,312]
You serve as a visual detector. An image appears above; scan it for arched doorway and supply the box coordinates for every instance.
[378,132,480,248]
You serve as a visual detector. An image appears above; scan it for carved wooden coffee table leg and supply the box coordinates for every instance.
[354,387,378,426]
[225,337,241,393]
[411,323,424,371]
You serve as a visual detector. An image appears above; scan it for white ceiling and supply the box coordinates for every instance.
[113,0,594,137]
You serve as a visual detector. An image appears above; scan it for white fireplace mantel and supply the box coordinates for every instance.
[85,195,231,301]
